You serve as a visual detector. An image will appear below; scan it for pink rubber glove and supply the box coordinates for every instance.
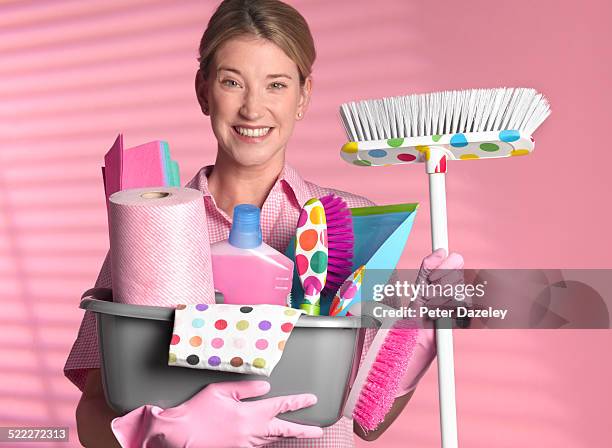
[111,380,323,448]
[396,249,465,397]
[413,248,466,312]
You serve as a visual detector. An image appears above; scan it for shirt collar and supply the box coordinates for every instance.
[187,162,312,209]
[278,163,312,208]
[188,165,214,197]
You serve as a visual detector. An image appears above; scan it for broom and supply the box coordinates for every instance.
[338,87,551,447]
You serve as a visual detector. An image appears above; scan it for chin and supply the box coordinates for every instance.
[233,157,271,168]
[226,146,285,169]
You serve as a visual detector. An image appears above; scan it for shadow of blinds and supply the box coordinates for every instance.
[0,1,553,447]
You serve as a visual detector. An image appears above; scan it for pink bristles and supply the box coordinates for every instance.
[320,194,354,297]
[353,321,419,433]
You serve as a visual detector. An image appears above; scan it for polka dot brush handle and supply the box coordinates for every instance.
[295,198,328,316]
[329,265,365,317]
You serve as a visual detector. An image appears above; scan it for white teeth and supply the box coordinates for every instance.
[235,127,270,137]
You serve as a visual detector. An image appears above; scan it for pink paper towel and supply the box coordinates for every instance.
[109,187,214,306]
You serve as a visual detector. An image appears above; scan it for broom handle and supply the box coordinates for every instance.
[427,149,459,448]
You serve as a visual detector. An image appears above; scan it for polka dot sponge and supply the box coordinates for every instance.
[168,304,304,376]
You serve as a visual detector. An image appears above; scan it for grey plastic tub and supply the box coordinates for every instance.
[81,294,377,427]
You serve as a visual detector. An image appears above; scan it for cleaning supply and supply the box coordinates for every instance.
[329,265,365,317]
[211,204,294,306]
[102,134,181,209]
[287,203,418,316]
[339,88,550,167]
[169,303,303,376]
[294,198,328,315]
[123,140,180,189]
[81,294,368,426]
[319,194,354,299]
[111,380,323,448]
[343,251,463,433]
[343,302,419,433]
[108,187,215,306]
[339,87,551,447]
[394,325,436,396]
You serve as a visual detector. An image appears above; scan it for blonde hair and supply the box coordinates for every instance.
[198,0,316,85]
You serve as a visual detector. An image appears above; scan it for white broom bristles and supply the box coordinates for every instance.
[340,88,551,142]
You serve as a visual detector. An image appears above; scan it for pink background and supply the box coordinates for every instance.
[1,0,611,446]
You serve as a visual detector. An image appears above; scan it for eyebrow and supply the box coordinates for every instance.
[217,66,293,80]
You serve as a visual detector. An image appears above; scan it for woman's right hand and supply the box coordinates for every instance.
[110,380,323,448]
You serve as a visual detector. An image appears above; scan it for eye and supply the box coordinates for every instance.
[221,79,241,88]
[269,82,287,90]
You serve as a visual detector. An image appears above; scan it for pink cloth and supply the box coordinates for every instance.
[65,163,377,447]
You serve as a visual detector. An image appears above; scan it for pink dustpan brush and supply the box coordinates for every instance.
[343,303,419,432]
[319,194,354,298]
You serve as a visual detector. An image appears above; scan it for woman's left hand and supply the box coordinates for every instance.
[412,249,467,315]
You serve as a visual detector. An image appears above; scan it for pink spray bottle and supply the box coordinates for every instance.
[210,204,294,306]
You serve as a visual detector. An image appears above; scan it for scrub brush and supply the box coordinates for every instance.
[320,193,354,298]
[343,303,419,433]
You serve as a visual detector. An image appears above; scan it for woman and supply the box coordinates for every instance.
[67,0,464,446]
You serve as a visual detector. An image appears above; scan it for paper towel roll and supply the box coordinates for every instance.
[109,187,214,306]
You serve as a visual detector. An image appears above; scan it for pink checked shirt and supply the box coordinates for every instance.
[65,163,377,447]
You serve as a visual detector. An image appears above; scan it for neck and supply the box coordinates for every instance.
[207,149,285,217]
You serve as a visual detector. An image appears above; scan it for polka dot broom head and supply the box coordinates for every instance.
[339,87,551,166]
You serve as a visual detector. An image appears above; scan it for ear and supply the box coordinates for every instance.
[195,69,210,116]
[296,76,313,121]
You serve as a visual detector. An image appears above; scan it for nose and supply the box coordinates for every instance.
[239,88,265,121]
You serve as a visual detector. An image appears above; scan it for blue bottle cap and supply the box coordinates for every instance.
[229,204,263,249]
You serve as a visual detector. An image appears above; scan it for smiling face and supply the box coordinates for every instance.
[196,35,312,169]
